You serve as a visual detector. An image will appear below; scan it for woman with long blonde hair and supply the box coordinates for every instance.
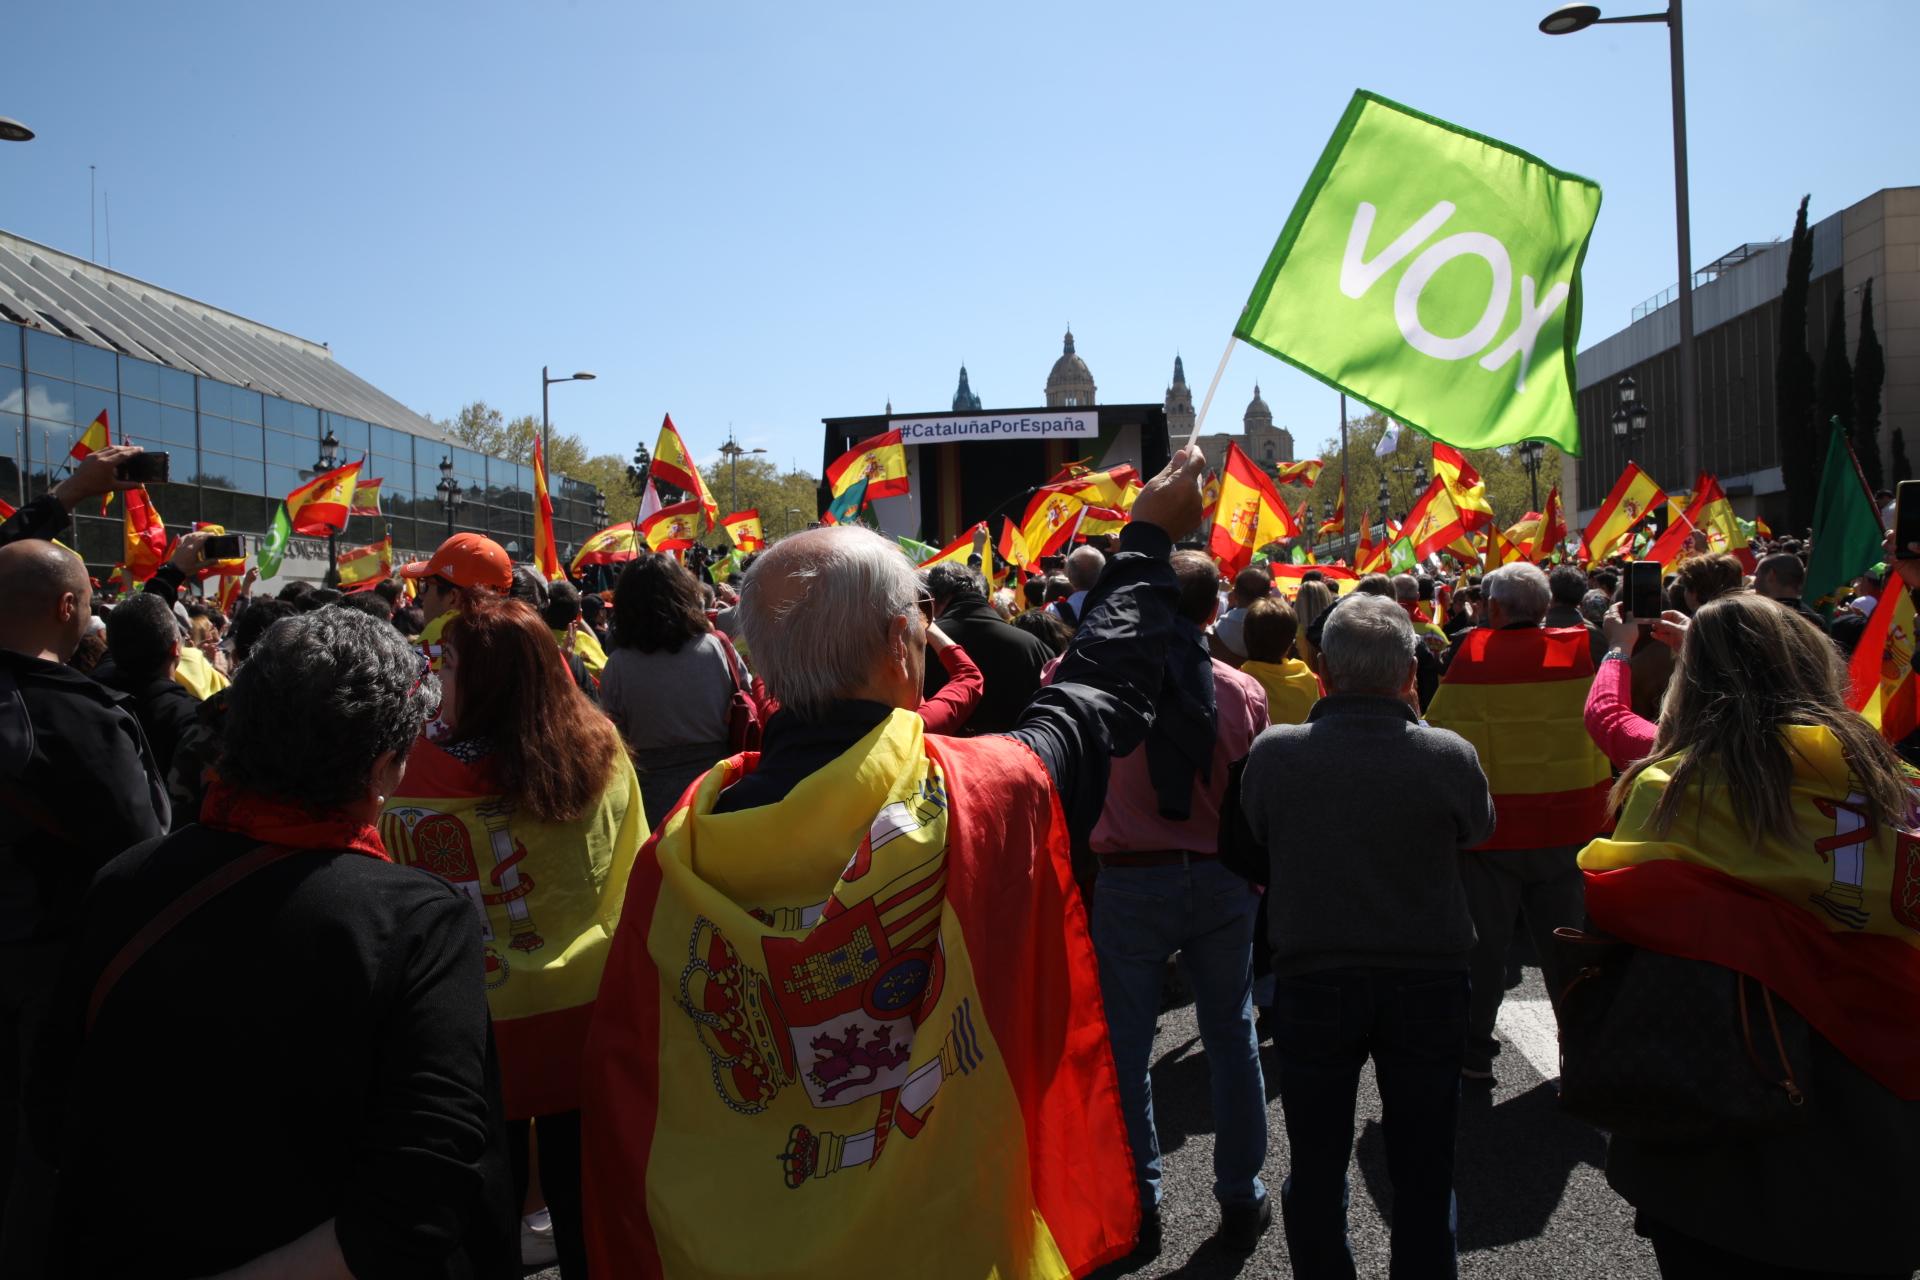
[1577,593,1920,1278]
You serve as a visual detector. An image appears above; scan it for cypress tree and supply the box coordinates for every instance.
[1775,196,1819,531]
[1855,277,1887,487]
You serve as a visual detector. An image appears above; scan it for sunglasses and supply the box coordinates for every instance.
[915,593,935,623]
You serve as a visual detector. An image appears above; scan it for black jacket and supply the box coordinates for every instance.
[0,652,167,943]
[924,591,1057,735]
[32,824,517,1279]
[94,664,200,785]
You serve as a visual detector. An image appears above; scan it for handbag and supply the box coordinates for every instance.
[1552,927,1810,1141]
[714,632,763,754]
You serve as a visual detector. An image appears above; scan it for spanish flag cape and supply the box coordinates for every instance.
[582,710,1137,1278]
[1425,626,1611,849]
[1579,726,1920,1098]
[383,738,647,1118]
[554,624,608,678]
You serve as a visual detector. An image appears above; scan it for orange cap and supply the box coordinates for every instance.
[397,532,513,591]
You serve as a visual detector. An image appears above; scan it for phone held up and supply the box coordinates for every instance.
[114,451,170,484]
[1627,559,1663,622]
[201,534,244,561]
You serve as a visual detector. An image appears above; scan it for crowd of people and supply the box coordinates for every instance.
[1,439,1917,1279]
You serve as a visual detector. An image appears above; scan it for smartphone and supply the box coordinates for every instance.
[202,533,244,561]
[1894,481,1920,559]
[1627,559,1663,621]
[115,451,170,484]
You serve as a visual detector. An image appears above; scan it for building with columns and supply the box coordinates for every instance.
[1189,368,1295,474]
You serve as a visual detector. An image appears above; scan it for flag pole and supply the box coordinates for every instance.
[1185,335,1238,452]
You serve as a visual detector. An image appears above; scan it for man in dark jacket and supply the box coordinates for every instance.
[1754,552,1829,634]
[1543,564,1607,665]
[98,593,200,788]
[924,561,1053,734]
[0,538,168,1263]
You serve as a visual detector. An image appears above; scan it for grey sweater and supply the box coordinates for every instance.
[1241,693,1495,976]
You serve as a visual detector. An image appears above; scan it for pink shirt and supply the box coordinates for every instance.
[1089,660,1270,856]
[1584,654,1656,769]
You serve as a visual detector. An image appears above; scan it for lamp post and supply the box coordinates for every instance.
[1540,1,1697,480]
[437,454,464,538]
[716,426,767,515]
[785,507,802,539]
[316,427,340,584]
[1519,439,1546,511]
[541,366,597,464]
[593,490,608,529]
[0,118,32,142]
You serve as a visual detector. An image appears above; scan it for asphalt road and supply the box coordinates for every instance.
[528,966,1654,1280]
[1088,967,1657,1280]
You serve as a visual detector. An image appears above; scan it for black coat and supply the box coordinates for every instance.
[94,664,201,785]
[0,652,166,943]
[924,592,1055,735]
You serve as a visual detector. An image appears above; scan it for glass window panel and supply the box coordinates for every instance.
[199,416,232,454]
[326,414,369,458]
[158,366,195,408]
[25,330,73,379]
[147,481,198,524]
[71,343,118,391]
[197,379,231,419]
[0,407,21,464]
[264,397,318,436]
[0,325,20,368]
[117,395,159,436]
[159,404,197,448]
[266,463,305,497]
[70,514,119,567]
[225,494,269,533]
[201,487,238,530]
[386,517,417,550]
[117,355,161,402]
[25,374,77,425]
[265,430,305,465]
[70,384,115,436]
[25,420,76,498]
[227,421,262,458]
[123,431,168,457]
[0,366,19,418]
[224,453,265,492]
[228,387,261,424]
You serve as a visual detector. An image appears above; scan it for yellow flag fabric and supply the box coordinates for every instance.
[172,645,229,701]
[1240,658,1321,726]
[1580,463,1665,564]
[651,416,720,526]
[384,743,647,1117]
[555,625,608,677]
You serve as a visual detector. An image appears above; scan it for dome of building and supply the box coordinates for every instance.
[1244,383,1274,431]
[1044,328,1097,408]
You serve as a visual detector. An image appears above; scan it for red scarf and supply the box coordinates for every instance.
[200,778,390,860]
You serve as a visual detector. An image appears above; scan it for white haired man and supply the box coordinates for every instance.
[1243,594,1493,1276]
[1051,544,1106,626]
[1424,562,1612,1083]
[583,448,1208,1274]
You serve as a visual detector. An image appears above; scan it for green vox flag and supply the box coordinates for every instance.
[1289,544,1309,565]
[1806,419,1886,611]
[895,535,938,562]
[1235,90,1602,455]
[1389,535,1417,574]
[257,503,292,580]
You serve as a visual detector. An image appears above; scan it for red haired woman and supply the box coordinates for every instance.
[384,593,646,1277]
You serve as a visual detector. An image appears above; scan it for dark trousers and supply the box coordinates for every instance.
[1640,1216,1912,1280]
[1459,846,1584,1073]
[0,942,62,1279]
[511,1110,587,1278]
[1271,966,1469,1280]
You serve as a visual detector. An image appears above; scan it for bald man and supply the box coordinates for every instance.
[0,540,167,1249]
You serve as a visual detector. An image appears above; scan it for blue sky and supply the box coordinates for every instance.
[3,1,1911,475]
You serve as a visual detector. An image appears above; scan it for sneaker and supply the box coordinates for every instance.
[521,1208,558,1268]
[1133,1204,1163,1258]
[1219,1194,1273,1253]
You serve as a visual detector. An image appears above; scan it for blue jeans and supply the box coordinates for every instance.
[1090,858,1267,1211]
[1271,966,1469,1280]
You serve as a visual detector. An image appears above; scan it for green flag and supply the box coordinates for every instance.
[895,535,938,562]
[823,476,868,527]
[1289,544,1309,565]
[1235,90,1601,454]
[1806,419,1885,611]
[257,503,292,580]
[1389,535,1416,574]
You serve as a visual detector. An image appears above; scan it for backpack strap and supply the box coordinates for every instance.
[86,843,299,1035]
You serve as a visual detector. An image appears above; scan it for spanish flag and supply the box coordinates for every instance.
[1580,725,1920,1098]
[641,499,705,553]
[1270,562,1357,598]
[1318,477,1346,537]
[1209,441,1299,575]
[1426,627,1612,849]
[1647,473,1749,569]
[1432,443,1493,531]
[1200,470,1222,524]
[997,516,1026,572]
[1403,475,1468,562]
[581,711,1139,1276]
[720,509,766,552]
[191,521,247,580]
[572,522,641,577]
[285,460,361,537]
[350,475,383,517]
[1043,462,1140,510]
[532,436,564,582]
[121,483,169,586]
[1273,458,1323,487]
[1580,462,1665,565]
[651,415,720,527]
[827,429,910,502]
[1532,484,1568,562]
[337,535,393,590]
[1849,587,1920,744]
[385,742,647,1118]
[1485,521,1524,570]
[918,523,986,569]
[1018,488,1087,563]
[1074,505,1128,541]
[70,412,114,514]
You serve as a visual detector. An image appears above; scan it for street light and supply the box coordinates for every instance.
[1609,374,1651,444]
[717,426,768,515]
[1541,0,1697,479]
[0,118,33,143]
[541,366,597,464]
[316,428,341,584]
[592,490,608,528]
[1519,439,1547,511]
[437,454,464,538]
[785,507,802,539]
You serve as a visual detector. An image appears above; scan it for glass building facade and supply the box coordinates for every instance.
[0,321,603,576]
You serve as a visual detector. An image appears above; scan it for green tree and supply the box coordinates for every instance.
[694,456,821,549]
[570,454,641,525]
[1776,196,1819,531]
[1893,431,1912,485]
[1855,276,1886,489]
[626,440,652,498]
[1818,288,1856,448]
[446,400,508,455]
